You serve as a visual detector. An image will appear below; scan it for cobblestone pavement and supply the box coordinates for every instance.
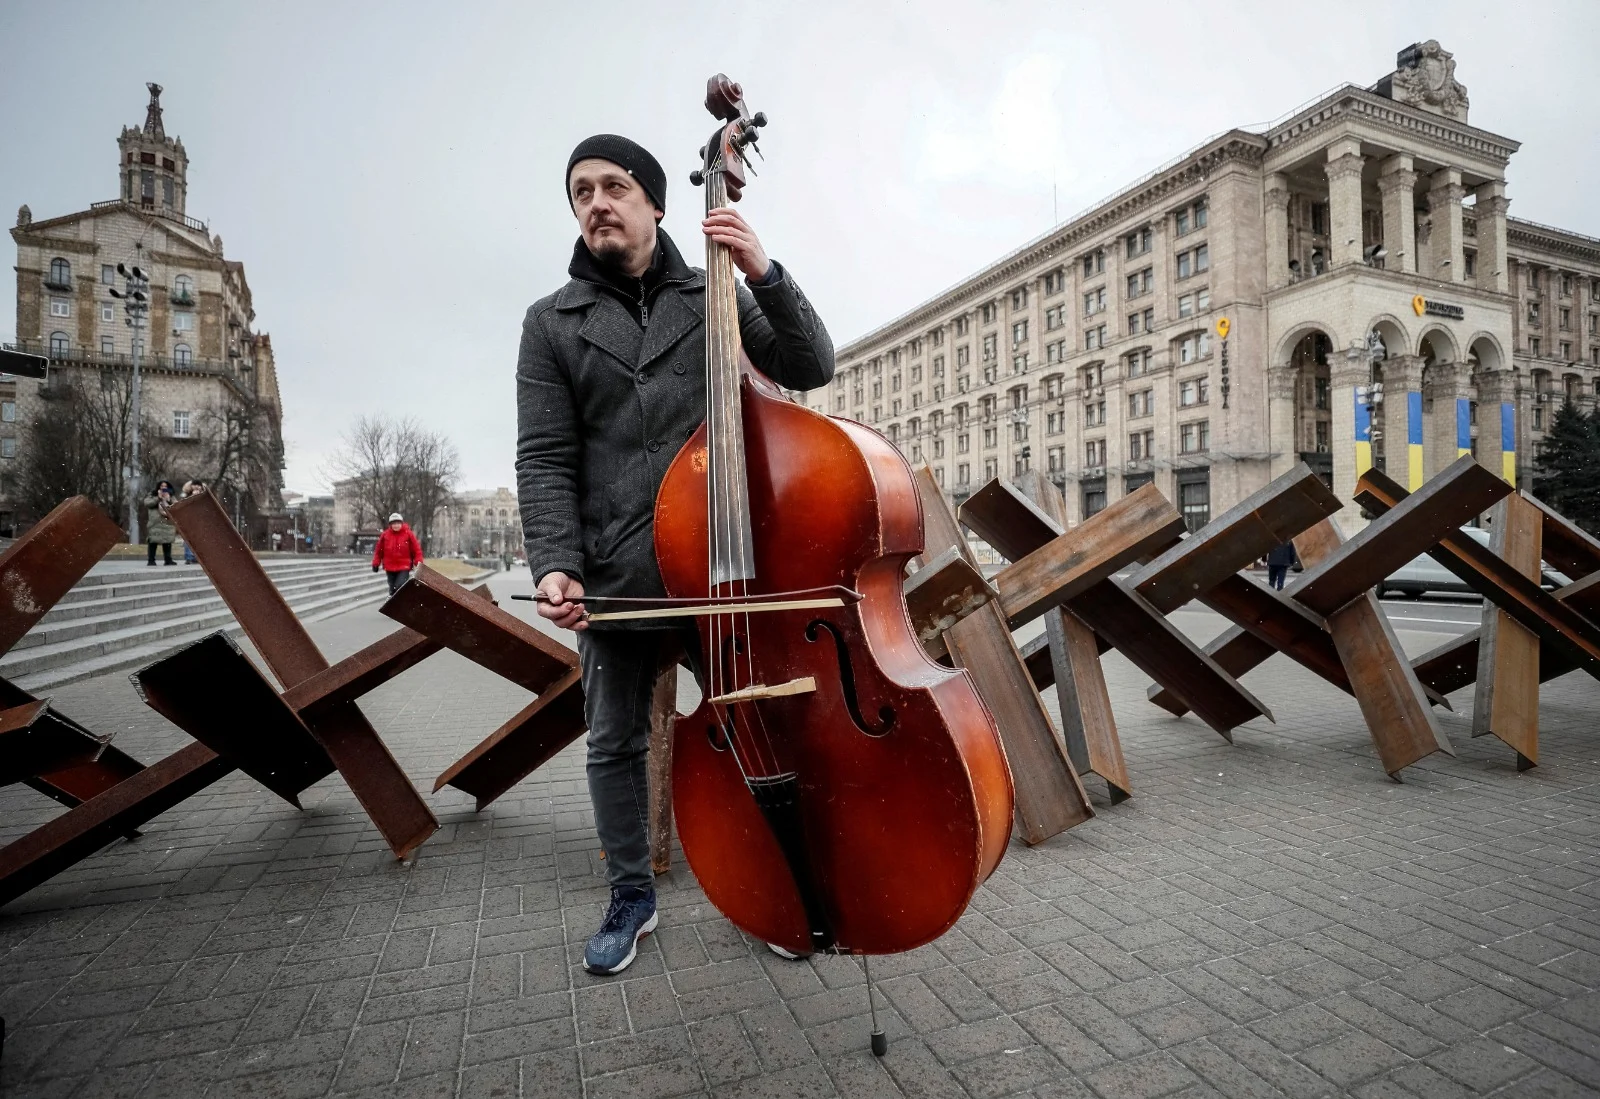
[1,572,1597,1098]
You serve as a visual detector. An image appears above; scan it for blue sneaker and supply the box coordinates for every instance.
[584,887,658,975]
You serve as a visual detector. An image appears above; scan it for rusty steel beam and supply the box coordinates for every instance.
[382,566,577,693]
[962,477,1269,736]
[1472,495,1541,768]
[1296,456,1511,617]
[434,669,586,810]
[0,742,234,908]
[1354,467,1600,679]
[132,633,334,807]
[168,490,438,859]
[168,491,330,689]
[919,466,1094,843]
[282,584,495,715]
[904,546,997,653]
[0,701,111,788]
[0,497,124,657]
[969,484,1188,629]
[1413,571,1600,698]
[1014,470,1130,801]
[1070,578,1272,739]
[647,664,678,873]
[1521,491,1600,580]
[1294,518,1453,776]
[1132,464,1342,615]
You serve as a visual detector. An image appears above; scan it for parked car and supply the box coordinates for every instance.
[1378,526,1569,599]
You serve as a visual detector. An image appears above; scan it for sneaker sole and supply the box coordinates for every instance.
[587,910,659,975]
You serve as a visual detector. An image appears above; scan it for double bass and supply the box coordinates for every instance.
[654,75,1014,961]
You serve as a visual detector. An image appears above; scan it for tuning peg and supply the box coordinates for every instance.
[751,112,768,128]
[698,145,706,159]
[689,169,705,186]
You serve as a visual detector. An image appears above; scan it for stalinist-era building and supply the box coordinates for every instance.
[6,83,285,537]
[804,42,1600,530]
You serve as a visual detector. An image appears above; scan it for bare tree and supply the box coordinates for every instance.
[327,415,460,550]
[16,370,181,529]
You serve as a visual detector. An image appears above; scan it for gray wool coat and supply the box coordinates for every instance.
[515,247,835,619]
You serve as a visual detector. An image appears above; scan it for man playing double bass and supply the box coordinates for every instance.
[516,135,835,975]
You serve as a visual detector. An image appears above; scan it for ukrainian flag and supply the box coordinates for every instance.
[1408,391,1423,489]
[1456,398,1471,459]
[1354,390,1372,476]
[1501,403,1516,485]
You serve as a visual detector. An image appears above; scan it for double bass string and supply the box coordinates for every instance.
[703,142,781,781]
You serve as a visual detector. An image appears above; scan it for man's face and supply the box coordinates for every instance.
[390,521,402,532]
[569,158,660,272]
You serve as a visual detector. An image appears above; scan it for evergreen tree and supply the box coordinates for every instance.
[1533,400,1600,533]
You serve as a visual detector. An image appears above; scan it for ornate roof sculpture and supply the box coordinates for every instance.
[1381,40,1470,122]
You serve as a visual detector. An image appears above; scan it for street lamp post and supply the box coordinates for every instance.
[109,258,149,544]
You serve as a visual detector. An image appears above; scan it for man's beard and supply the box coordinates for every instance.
[590,234,631,269]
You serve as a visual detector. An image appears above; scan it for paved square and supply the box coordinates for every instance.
[1,574,1597,1098]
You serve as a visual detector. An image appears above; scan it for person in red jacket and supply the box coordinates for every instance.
[372,512,423,595]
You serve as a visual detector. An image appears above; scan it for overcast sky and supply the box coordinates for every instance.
[3,1,1595,496]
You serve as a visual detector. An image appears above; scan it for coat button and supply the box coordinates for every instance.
[648,440,661,453]
[673,362,686,375]
[637,372,650,384]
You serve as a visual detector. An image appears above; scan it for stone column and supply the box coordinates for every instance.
[1428,169,1465,282]
[1264,173,1291,290]
[1424,362,1474,480]
[1475,369,1519,483]
[1377,156,1418,274]
[1267,362,1299,479]
[1325,141,1366,269]
[1474,181,1510,293]
[1380,354,1426,488]
[1330,351,1369,528]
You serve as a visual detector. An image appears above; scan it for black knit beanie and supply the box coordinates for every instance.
[566,135,667,214]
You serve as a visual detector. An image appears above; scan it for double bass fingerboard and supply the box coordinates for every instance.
[703,158,758,589]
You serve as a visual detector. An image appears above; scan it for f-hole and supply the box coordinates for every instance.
[804,619,895,736]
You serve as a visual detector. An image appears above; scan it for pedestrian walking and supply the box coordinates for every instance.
[143,480,178,566]
[372,512,423,595]
[1266,539,1298,590]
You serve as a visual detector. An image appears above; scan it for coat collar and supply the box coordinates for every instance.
[555,235,707,372]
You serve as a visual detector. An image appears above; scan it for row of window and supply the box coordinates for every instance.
[1080,420,1209,468]
[893,414,1210,461]
[874,371,1214,446]
[47,259,197,298]
[847,197,1212,376]
[838,331,1215,418]
[1525,336,1600,366]
[50,296,196,332]
[1526,304,1600,334]
[1523,267,1600,300]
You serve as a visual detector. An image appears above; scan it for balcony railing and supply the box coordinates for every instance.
[88,198,208,235]
[171,291,195,306]
[3,339,255,394]
[42,278,72,292]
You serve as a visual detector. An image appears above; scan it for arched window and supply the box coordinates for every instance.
[173,275,194,302]
[173,343,192,366]
[49,332,70,356]
[48,258,71,287]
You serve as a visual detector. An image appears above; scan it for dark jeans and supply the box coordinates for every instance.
[147,542,173,565]
[386,569,411,595]
[1268,564,1288,590]
[578,627,698,890]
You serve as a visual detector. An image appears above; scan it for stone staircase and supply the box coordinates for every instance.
[1,557,390,693]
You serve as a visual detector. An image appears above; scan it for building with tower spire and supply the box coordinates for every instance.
[5,83,286,541]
